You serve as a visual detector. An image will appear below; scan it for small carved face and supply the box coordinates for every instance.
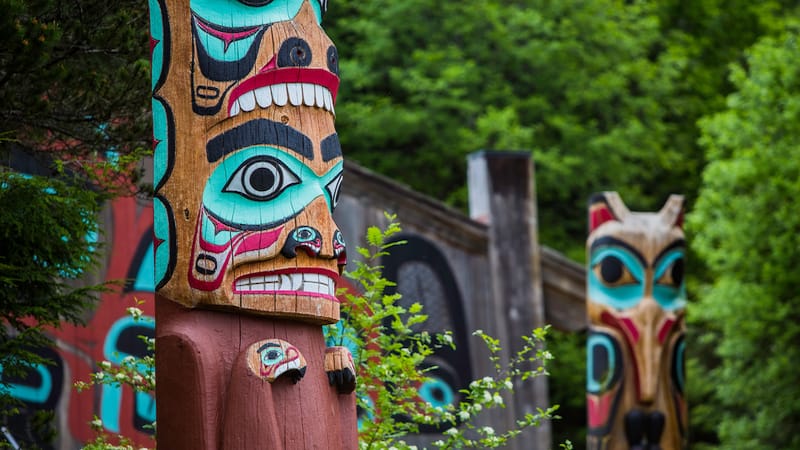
[152,0,346,323]
[586,192,687,450]
[247,338,307,383]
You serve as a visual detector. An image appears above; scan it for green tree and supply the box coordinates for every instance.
[0,0,150,442]
[689,23,800,449]
[0,0,151,192]
[0,173,104,421]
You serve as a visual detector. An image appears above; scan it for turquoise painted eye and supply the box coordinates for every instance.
[419,376,455,409]
[223,156,299,201]
[261,347,285,366]
[293,226,318,243]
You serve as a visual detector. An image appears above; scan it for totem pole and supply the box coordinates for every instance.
[586,193,687,450]
[149,1,356,448]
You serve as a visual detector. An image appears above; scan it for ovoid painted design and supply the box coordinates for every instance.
[151,0,345,323]
[586,192,687,450]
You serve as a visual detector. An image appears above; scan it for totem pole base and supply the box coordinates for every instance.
[155,296,357,450]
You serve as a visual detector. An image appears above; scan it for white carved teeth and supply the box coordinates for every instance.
[230,83,335,117]
[235,273,336,296]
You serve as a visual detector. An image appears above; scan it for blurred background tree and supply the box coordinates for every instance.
[0,0,150,442]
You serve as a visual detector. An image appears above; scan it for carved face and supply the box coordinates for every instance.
[586,192,687,450]
[151,0,345,323]
[247,338,307,383]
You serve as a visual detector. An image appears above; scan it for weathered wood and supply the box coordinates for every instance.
[586,192,687,450]
[467,151,551,450]
[150,1,356,448]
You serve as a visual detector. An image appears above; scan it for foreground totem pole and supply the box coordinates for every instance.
[586,193,687,450]
[149,1,356,448]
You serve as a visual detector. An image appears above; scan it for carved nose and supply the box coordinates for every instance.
[635,297,664,404]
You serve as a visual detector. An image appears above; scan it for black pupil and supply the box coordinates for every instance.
[267,350,279,360]
[592,344,610,384]
[671,258,684,286]
[239,0,274,5]
[249,167,276,192]
[600,256,624,283]
[431,386,445,402]
[298,229,312,240]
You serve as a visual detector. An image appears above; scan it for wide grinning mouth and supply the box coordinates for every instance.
[233,269,338,300]
[227,68,339,117]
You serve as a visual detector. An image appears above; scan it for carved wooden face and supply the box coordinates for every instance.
[586,192,687,450]
[151,0,345,323]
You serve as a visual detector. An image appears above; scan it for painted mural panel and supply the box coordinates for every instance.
[586,192,687,450]
[2,196,156,449]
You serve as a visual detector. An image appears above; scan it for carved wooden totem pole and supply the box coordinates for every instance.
[149,1,356,448]
[586,193,687,450]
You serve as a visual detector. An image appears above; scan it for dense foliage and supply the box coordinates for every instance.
[325,0,794,259]
[0,174,103,418]
[689,25,800,449]
[0,0,150,437]
[0,0,151,192]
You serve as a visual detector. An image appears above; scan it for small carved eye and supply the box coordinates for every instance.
[657,257,684,287]
[293,226,318,243]
[261,347,285,366]
[327,46,339,75]
[593,255,637,286]
[278,37,312,68]
[326,172,343,209]
[223,156,299,201]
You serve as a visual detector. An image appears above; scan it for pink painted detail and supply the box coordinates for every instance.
[587,394,613,428]
[590,206,616,232]
[227,68,340,115]
[675,211,685,229]
[619,317,640,344]
[188,207,284,292]
[601,311,647,401]
[235,228,284,257]
[658,317,676,344]
[194,19,261,52]
[150,37,159,56]
[208,212,238,235]
[600,311,640,344]
[260,56,277,72]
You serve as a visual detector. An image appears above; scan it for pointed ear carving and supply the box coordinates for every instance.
[588,192,628,232]
[659,195,685,229]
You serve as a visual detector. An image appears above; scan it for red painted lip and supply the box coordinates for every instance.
[228,68,339,115]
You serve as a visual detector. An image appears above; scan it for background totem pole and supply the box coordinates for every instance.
[149,1,356,448]
[586,192,687,450]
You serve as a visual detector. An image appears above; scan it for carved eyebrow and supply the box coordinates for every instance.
[206,119,313,163]
[257,342,281,353]
[590,236,647,268]
[320,133,342,162]
[654,239,686,267]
